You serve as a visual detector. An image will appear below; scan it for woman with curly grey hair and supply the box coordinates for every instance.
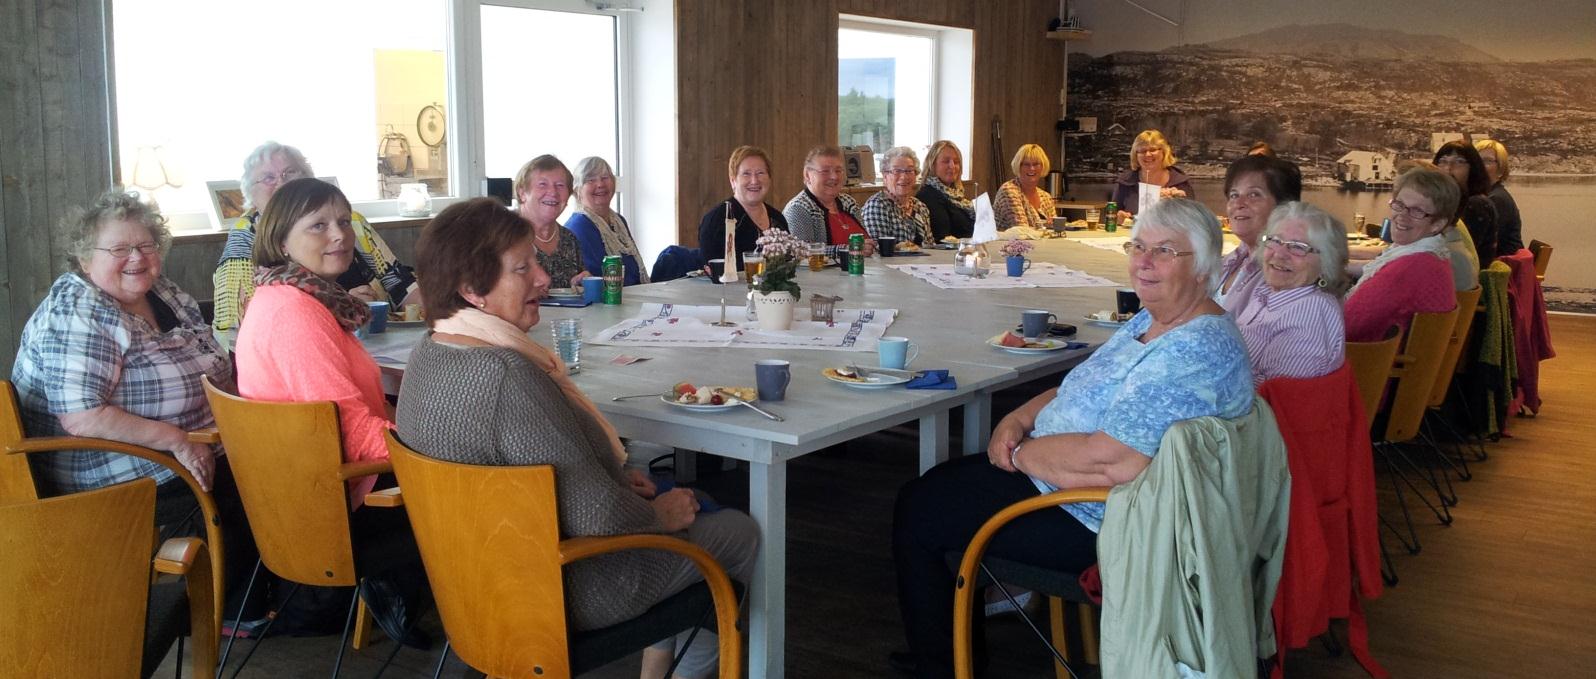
[860,146,932,246]
[1232,202,1348,384]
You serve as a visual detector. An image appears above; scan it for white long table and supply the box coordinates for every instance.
[362,236,1135,679]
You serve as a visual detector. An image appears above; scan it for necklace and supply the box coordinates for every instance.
[533,227,558,244]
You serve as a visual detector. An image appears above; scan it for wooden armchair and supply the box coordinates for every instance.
[0,477,216,678]
[1370,309,1460,566]
[385,431,743,679]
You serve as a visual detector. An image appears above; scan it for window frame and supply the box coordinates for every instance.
[837,15,943,155]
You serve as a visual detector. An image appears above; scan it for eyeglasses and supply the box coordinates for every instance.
[1121,241,1194,262]
[1261,234,1319,257]
[95,242,160,258]
[1388,198,1433,220]
[807,165,844,177]
[252,169,304,187]
[882,168,918,177]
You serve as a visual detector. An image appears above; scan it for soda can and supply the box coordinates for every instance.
[847,234,865,276]
[601,255,623,305]
[1104,201,1119,233]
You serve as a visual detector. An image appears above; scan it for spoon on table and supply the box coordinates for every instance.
[611,393,664,401]
[714,389,784,422]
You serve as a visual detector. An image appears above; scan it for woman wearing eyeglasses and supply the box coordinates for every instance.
[1216,155,1303,315]
[1343,166,1460,342]
[1231,202,1348,384]
[860,146,932,247]
[993,143,1057,231]
[212,141,416,335]
[1433,141,1498,266]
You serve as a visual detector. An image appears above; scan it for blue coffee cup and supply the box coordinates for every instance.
[366,301,390,334]
[582,277,605,303]
[755,359,791,401]
[878,336,919,370]
[1021,309,1056,339]
[1006,256,1031,277]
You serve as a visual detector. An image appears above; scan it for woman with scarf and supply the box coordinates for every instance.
[916,140,975,241]
[396,198,758,679]
[566,156,650,285]
[1343,166,1460,342]
[233,177,431,649]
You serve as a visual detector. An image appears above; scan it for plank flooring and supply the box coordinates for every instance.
[163,315,1596,678]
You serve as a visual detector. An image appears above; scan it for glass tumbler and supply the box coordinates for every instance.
[552,318,582,374]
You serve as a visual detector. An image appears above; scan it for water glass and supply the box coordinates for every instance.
[552,318,582,374]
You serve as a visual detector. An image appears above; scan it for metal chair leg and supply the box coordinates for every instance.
[175,635,184,679]
[373,635,404,679]
[980,563,1081,679]
[222,561,290,679]
[431,640,452,679]
[330,584,362,679]
[1383,443,1453,524]
[1379,452,1422,554]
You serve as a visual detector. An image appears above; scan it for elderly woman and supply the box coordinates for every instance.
[916,140,975,241]
[397,198,758,679]
[1434,141,1498,265]
[1475,138,1524,254]
[860,146,932,246]
[1234,202,1348,384]
[891,199,1252,676]
[1344,166,1460,342]
[992,143,1057,231]
[697,145,790,271]
[1112,130,1196,220]
[1217,155,1303,314]
[783,145,876,255]
[212,141,415,333]
[515,154,588,290]
[233,177,430,648]
[566,156,649,285]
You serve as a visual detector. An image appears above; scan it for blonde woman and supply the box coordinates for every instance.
[992,143,1056,231]
[1474,138,1524,254]
[1112,130,1195,220]
[916,140,974,240]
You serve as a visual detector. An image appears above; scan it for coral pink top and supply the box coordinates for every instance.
[1343,254,1455,342]
[234,285,391,508]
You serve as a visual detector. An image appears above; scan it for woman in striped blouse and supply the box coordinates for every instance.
[1232,202,1348,384]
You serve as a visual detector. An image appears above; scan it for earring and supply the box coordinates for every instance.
[1316,276,1329,289]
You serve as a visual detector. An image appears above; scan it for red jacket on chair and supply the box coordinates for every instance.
[1498,249,1555,415]
[1259,365,1387,678]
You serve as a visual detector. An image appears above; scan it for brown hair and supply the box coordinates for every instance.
[414,197,536,326]
[251,178,351,267]
[512,154,574,200]
[803,145,845,168]
[1393,163,1461,225]
[726,145,773,181]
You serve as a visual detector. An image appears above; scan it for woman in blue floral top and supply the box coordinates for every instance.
[890,199,1253,677]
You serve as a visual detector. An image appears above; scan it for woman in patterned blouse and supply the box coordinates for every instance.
[782,145,876,255]
[1233,202,1348,384]
[860,146,932,247]
[992,143,1057,231]
[515,154,589,290]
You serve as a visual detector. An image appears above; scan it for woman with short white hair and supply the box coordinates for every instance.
[565,156,649,285]
[860,146,932,246]
[1233,202,1348,384]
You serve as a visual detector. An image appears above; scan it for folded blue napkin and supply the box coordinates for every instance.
[906,369,957,390]
[651,476,724,513]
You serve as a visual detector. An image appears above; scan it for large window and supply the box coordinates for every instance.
[837,17,972,179]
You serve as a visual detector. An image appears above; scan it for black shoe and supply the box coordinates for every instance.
[359,578,433,650]
[888,650,918,675]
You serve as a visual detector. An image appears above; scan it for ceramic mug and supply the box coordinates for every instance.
[1006,256,1032,277]
[878,336,919,370]
[755,359,791,401]
[1021,309,1057,339]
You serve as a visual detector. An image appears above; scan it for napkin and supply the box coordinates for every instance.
[906,369,957,390]
[970,193,998,244]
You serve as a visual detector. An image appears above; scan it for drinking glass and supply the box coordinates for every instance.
[552,318,582,374]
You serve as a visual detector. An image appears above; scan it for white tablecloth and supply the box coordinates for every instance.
[590,303,898,352]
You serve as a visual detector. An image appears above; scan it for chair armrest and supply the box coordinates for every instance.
[954,487,1110,679]
[154,537,202,575]
[364,486,404,508]
[339,459,393,481]
[187,428,221,445]
[562,534,742,679]
[156,537,218,677]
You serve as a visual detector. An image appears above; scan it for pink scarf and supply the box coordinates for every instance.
[431,308,627,465]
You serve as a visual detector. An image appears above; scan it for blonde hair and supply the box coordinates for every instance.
[1009,144,1050,177]
[921,140,963,187]
[513,155,573,201]
[61,189,172,270]
[1130,130,1177,168]
[727,145,773,181]
[1473,139,1511,182]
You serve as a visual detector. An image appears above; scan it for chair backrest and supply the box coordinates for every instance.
[202,376,358,587]
[386,432,572,679]
[0,382,38,502]
[1381,308,1460,442]
[1528,239,1552,280]
[1,478,155,677]
[1428,286,1483,407]
[1344,329,1403,430]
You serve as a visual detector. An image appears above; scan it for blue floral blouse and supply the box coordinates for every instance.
[1029,309,1254,532]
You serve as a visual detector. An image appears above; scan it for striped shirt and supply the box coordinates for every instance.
[1234,283,1345,385]
[859,190,932,245]
[11,273,233,494]
[1216,243,1263,315]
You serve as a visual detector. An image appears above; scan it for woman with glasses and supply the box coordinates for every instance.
[212,142,415,334]
[1433,141,1498,266]
[1474,139,1524,254]
[1232,202,1348,384]
[992,143,1057,231]
[1216,155,1303,315]
[891,199,1252,676]
[1110,130,1196,222]
[860,146,932,247]
[917,140,975,241]
[783,145,877,255]
[1344,166,1460,342]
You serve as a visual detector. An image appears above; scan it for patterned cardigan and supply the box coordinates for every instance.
[859,190,932,245]
[782,188,862,244]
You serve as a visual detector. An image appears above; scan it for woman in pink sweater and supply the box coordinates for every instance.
[1344,166,1459,342]
[234,177,431,649]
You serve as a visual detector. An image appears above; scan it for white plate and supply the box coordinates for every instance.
[987,333,1075,354]
[1082,314,1129,328]
[546,288,584,299]
[658,391,757,412]
[822,367,910,388]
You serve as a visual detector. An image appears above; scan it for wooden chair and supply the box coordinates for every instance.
[384,432,742,679]
[201,376,404,678]
[1528,239,1552,282]
[950,487,1111,679]
[1344,328,1404,430]
[0,380,227,636]
[1370,308,1460,564]
[0,478,217,678]
[1419,286,1486,486]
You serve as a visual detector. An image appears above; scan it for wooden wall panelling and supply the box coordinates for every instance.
[972,0,1065,200]
[836,0,972,29]
[764,0,837,212]
[674,0,750,245]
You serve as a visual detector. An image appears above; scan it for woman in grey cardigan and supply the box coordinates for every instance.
[395,198,757,679]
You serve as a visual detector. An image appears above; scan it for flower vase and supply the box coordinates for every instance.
[750,290,796,330]
[1006,256,1031,277]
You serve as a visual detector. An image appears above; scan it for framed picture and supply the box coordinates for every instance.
[205,176,341,230]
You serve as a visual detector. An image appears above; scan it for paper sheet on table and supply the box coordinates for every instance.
[970,193,998,244]
[1138,182,1162,213]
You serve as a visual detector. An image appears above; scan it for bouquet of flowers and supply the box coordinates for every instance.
[753,229,808,301]
[999,239,1035,258]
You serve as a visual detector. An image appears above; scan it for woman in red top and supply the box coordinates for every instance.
[1343,166,1459,342]
[782,145,877,255]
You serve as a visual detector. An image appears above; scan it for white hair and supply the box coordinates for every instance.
[1131,198,1224,294]
[1257,201,1350,290]
[239,141,311,208]
[877,146,919,175]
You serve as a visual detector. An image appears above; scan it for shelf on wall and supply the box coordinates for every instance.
[1045,28,1092,42]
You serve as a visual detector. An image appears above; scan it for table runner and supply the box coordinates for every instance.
[1075,235,1238,256]
[887,262,1119,289]
[590,303,898,352]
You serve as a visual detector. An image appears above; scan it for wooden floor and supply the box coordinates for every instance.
[165,314,1596,678]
